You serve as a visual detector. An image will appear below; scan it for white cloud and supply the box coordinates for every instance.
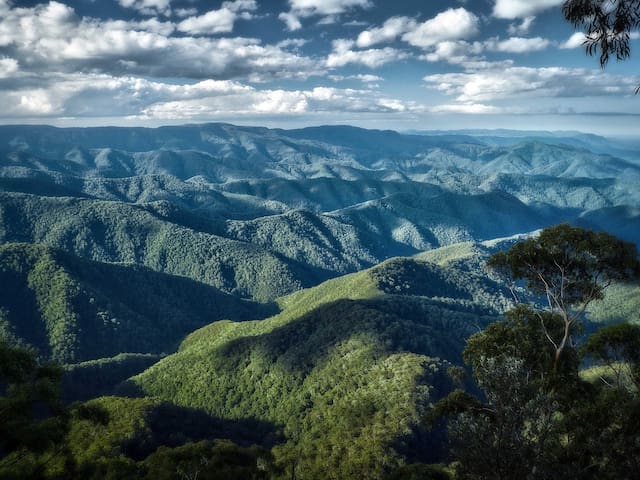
[493,0,563,20]
[329,73,383,83]
[402,8,479,49]
[355,74,383,82]
[19,90,55,114]
[0,57,18,78]
[278,12,302,31]
[174,8,198,18]
[288,0,371,16]
[561,32,587,49]
[420,40,484,64]
[356,16,416,48]
[326,39,407,68]
[118,0,172,16]
[137,82,415,119]
[280,0,371,31]
[508,16,535,35]
[430,103,501,114]
[423,66,640,103]
[177,10,235,35]
[486,36,551,53]
[0,2,318,81]
[177,0,257,35]
[276,38,307,49]
[0,69,420,121]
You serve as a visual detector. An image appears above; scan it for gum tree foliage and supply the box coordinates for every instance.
[487,224,640,370]
[563,0,640,91]
[429,226,640,479]
[427,307,569,480]
[433,315,640,479]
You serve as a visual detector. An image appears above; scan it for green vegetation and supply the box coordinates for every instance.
[431,225,640,479]
[61,354,162,403]
[0,341,68,479]
[0,192,315,301]
[127,256,506,478]
[587,282,640,324]
[0,242,273,363]
[488,223,640,369]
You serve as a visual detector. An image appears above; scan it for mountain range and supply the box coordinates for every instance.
[1,123,638,477]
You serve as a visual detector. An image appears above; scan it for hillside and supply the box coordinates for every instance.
[125,253,513,478]
[1,124,637,367]
[0,193,326,301]
[0,243,273,362]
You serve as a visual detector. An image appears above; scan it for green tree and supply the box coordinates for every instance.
[0,340,69,479]
[487,224,640,370]
[427,308,567,480]
[430,226,640,479]
[581,322,640,391]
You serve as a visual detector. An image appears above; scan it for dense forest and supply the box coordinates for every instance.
[1,124,639,479]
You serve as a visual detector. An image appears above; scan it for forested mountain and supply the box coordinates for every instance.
[1,123,639,479]
[0,242,272,363]
[125,253,511,478]
[1,124,638,306]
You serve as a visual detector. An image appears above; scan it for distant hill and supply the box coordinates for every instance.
[2,124,638,183]
[0,242,273,362]
[0,192,329,301]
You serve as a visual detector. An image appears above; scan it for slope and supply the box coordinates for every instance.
[0,242,273,363]
[127,254,513,478]
[0,192,325,301]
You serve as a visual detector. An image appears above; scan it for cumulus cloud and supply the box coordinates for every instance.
[326,39,407,68]
[423,66,640,103]
[419,34,551,68]
[486,36,551,53]
[508,16,535,35]
[278,12,302,31]
[118,0,172,16]
[402,8,479,49]
[493,0,564,20]
[561,32,587,49]
[279,0,371,31]
[140,83,414,119]
[0,57,18,78]
[356,16,416,48]
[0,70,417,121]
[177,0,257,35]
[329,74,383,83]
[420,40,484,65]
[0,1,318,81]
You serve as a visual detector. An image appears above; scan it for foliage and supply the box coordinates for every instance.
[0,341,69,479]
[61,353,162,403]
[581,322,640,390]
[0,242,272,363]
[0,193,311,302]
[127,255,509,478]
[432,225,640,479]
[563,0,640,67]
[488,223,640,369]
[14,395,272,480]
[586,282,640,324]
[142,440,272,480]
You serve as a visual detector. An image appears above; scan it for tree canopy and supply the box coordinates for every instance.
[487,223,640,370]
[429,225,640,479]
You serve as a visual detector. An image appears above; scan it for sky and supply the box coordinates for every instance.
[0,0,638,135]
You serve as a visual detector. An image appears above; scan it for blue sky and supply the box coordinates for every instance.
[0,0,638,134]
